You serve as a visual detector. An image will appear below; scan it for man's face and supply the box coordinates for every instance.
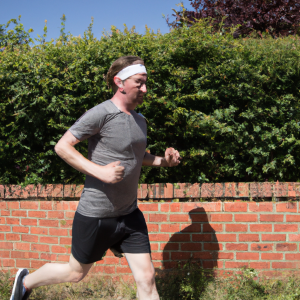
[123,73,147,106]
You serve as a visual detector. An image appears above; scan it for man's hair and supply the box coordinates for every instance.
[106,56,144,93]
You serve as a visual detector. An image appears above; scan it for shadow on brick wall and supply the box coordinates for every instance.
[162,208,220,270]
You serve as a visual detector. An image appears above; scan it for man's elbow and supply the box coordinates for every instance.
[54,142,64,157]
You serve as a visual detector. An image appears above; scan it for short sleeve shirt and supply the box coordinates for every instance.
[69,100,147,218]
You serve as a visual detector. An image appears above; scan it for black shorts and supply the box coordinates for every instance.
[71,208,151,264]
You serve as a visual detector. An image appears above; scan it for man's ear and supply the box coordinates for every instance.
[114,76,123,88]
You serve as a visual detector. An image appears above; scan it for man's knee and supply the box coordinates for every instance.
[69,270,87,283]
[136,269,155,287]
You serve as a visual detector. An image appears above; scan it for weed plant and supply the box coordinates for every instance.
[2,265,300,300]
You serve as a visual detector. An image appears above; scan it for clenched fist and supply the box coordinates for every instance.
[165,147,181,167]
[100,161,125,184]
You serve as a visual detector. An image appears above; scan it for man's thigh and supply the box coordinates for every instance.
[124,253,154,277]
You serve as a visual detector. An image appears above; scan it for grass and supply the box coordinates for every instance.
[2,263,300,300]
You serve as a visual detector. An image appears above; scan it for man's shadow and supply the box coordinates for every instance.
[162,207,220,271]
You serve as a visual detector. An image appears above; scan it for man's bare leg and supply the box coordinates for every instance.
[125,253,159,300]
[24,254,93,289]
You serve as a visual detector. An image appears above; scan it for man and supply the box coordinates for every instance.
[10,55,180,300]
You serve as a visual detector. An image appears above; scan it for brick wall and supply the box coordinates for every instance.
[1,183,300,278]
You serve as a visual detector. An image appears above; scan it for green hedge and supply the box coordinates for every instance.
[1,19,300,184]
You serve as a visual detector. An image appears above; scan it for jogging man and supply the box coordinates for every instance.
[10,55,180,300]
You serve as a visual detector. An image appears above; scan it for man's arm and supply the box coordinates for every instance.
[55,130,124,184]
[142,147,181,167]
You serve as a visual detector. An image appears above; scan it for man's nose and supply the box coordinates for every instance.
[140,84,147,93]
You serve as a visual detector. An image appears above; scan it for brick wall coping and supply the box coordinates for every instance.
[0,182,299,200]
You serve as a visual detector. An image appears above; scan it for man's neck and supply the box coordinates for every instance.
[111,93,136,115]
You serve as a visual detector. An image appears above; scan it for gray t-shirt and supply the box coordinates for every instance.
[69,100,147,218]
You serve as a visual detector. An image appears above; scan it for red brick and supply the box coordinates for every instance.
[224,182,236,197]
[169,214,189,222]
[286,254,300,260]
[189,214,208,222]
[261,234,286,241]
[0,187,4,200]
[226,224,248,232]
[0,250,10,258]
[192,234,212,242]
[204,243,222,251]
[261,253,283,260]
[239,234,259,242]
[69,201,79,211]
[235,214,257,222]
[11,251,37,259]
[249,202,273,212]
[274,224,298,232]
[160,203,169,212]
[276,243,297,251]
[164,183,174,199]
[251,243,273,251]
[276,202,297,213]
[170,203,181,212]
[286,215,300,222]
[39,219,59,227]
[22,235,38,243]
[272,262,300,269]
[40,236,58,244]
[0,233,4,240]
[260,214,284,222]
[31,227,48,235]
[149,234,169,242]
[28,211,46,218]
[60,237,72,245]
[250,262,270,269]
[211,214,232,222]
[214,183,224,197]
[21,219,37,226]
[180,223,201,232]
[52,245,67,254]
[138,203,158,212]
[203,261,223,269]
[226,243,248,251]
[103,256,119,264]
[1,210,10,216]
[182,202,222,213]
[48,211,64,219]
[160,243,179,250]
[181,243,202,251]
[12,226,29,233]
[152,252,169,261]
[237,183,249,197]
[160,224,180,232]
[289,234,300,241]
[274,182,288,197]
[0,217,5,224]
[31,260,46,268]
[250,224,272,232]
[224,202,247,212]
[65,212,75,219]
[12,211,26,217]
[225,262,249,269]
[218,252,234,260]
[0,225,11,232]
[116,266,131,274]
[215,234,236,242]
[15,243,30,251]
[171,252,192,260]
[201,183,214,197]
[49,228,68,236]
[236,252,259,260]
[7,202,20,209]
[146,224,158,232]
[149,214,168,222]
[6,234,20,241]
[20,201,39,210]
[151,243,159,251]
[41,253,57,261]
[258,182,273,197]
[38,184,54,198]
[2,259,15,267]
[31,244,50,252]
[250,183,259,198]
[169,234,190,242]
[203,223,223,232]
[40,202,53,210]
[6,218,20,225]
[52,184,63,198]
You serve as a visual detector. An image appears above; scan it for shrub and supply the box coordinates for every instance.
[1,18,300,184]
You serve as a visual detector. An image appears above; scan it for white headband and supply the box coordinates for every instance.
[116,64,147,80]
